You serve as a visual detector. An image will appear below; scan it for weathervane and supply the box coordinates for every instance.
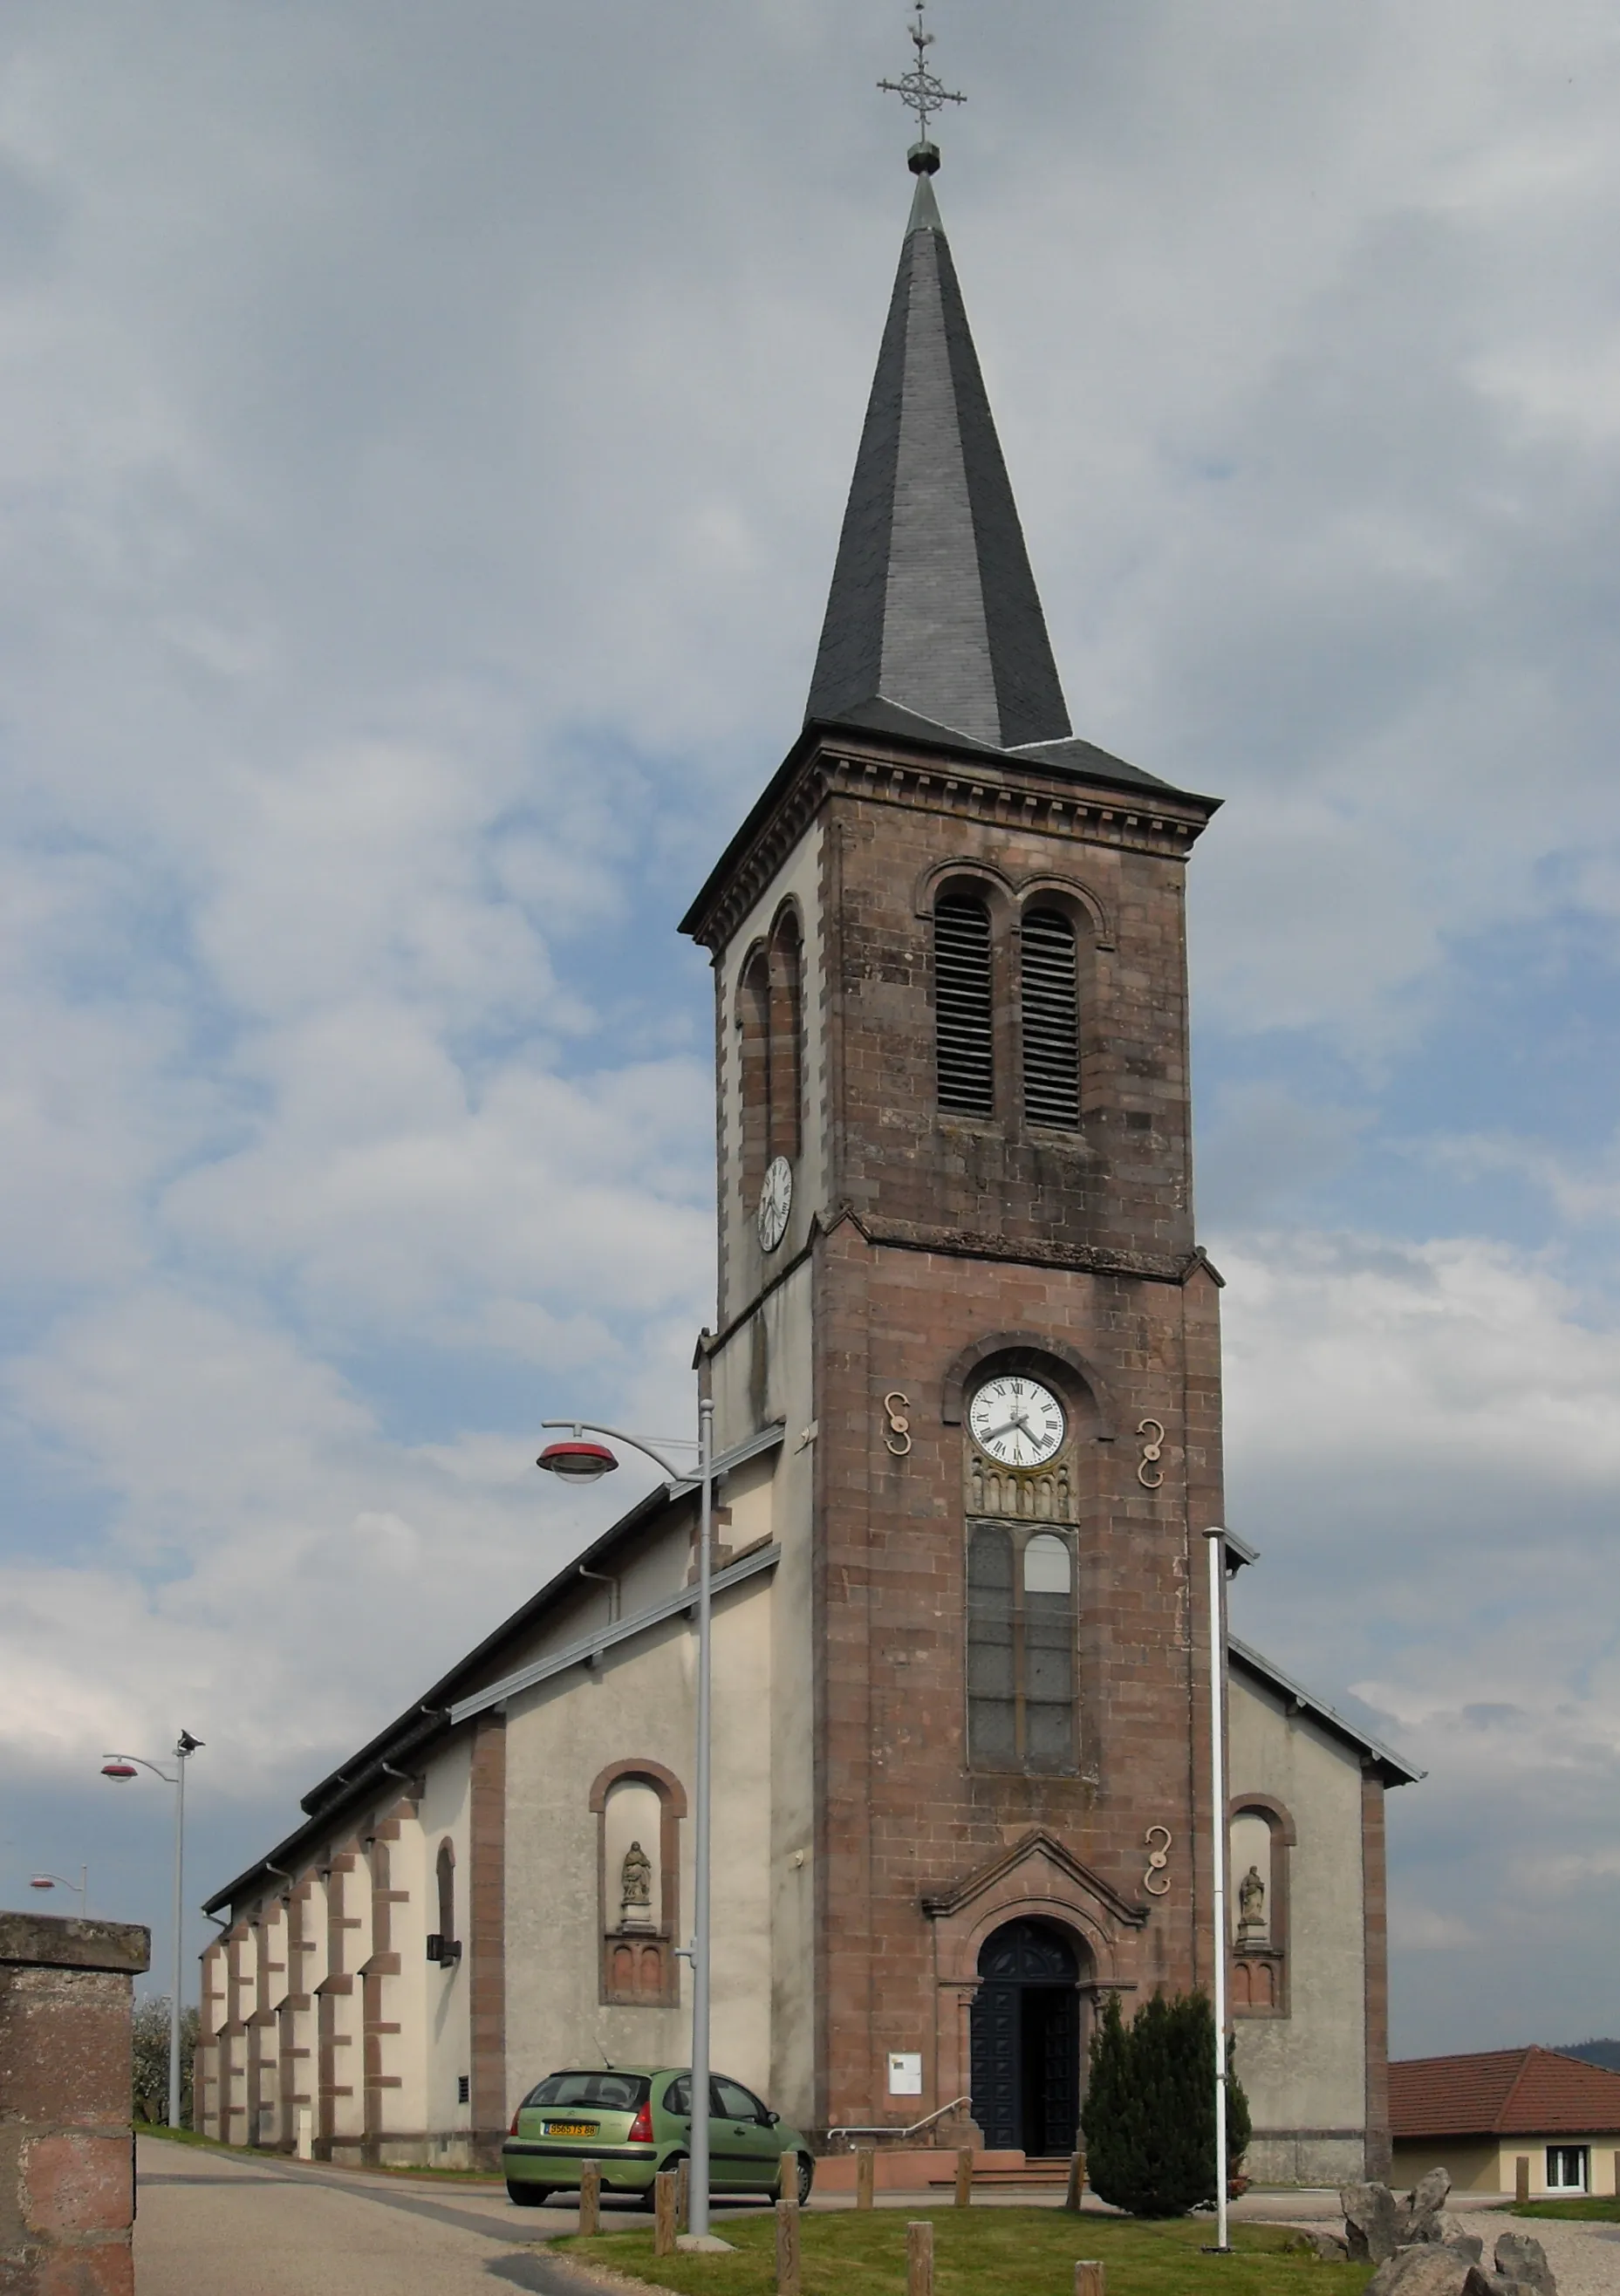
[878,1,964,172]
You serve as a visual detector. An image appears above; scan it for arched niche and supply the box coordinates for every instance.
[1229,1791,1294,2018]
[589,1759,686,2006]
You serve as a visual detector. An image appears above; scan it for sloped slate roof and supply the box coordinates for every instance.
[806,168,1071,753]
[1391,2047,1620,2138]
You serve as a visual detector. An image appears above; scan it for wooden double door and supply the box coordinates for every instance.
[968,1918,1083,2157]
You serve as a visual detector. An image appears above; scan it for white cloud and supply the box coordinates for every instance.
[1220,1227,1620,2045]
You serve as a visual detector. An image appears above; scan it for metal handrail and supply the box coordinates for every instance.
[826,2096,972,2148]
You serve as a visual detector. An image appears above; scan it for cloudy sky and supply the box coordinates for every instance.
[2,0,1617,2061]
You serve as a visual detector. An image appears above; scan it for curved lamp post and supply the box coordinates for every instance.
[29,1868,88,1913]
[537,1393,717,2244]
[102,1732,203,2129]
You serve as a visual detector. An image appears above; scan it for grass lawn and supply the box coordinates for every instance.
[559,2205,1373,2296]
[1508,2197,1620,2223]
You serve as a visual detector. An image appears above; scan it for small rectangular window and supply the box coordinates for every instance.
[457,2074,470,2105]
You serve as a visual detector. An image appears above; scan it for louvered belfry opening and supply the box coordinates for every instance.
[934,894,995,1116]
[1021,907,1080,1129]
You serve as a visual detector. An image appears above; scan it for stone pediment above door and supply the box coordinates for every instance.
[920,1829,1150,1992]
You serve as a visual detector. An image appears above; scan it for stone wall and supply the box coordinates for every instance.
[0,1910,150,2296]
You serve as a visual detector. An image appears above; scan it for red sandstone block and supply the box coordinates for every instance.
[36,2248,135,2296]
[24,2134,133,2236]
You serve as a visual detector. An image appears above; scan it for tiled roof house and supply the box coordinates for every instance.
[1391,2047,1620,2198]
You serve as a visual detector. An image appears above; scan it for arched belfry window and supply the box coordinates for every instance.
[934,893,995,1117]
[768,911,803,1163]
[1020,908,1079,1129]
[737,948,771,1209]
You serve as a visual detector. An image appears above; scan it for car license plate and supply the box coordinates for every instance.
[544,2121,598,2137]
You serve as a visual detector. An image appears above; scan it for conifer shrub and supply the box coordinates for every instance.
[1081,1989,1250,2217]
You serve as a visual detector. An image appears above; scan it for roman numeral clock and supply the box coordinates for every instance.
[967,1374,1066,1470]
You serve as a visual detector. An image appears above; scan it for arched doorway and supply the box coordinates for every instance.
[969,1918,1086,2156]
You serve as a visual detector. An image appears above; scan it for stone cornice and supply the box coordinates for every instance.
[682,726,1218,955]
[835,1206,1207,1288]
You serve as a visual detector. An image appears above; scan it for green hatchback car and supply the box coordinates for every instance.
[502,2065,815,2209]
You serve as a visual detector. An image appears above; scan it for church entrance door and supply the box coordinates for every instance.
[969,1919,1083,2157]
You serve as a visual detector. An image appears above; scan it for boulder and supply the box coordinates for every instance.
[1364,2246,1496,2296]
[1493,2233,1555,2296]
[1400,2169,1454,2244]
[1287,2229,1350,2261]
[1343,2182,1404,2263]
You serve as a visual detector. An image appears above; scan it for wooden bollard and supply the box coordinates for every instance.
[1075,2264,1105,2296]
[776,2197,802,2296]
[856,2146,876,2210]
[578,2159,601,2236]
[780,2151,800,2205]
[954,2147,973,2207]
[676,2156,691,2233]
[654,2170,678,2255]
[1514,2156,1530,2204]
[907,2219,934,2296]
[1064,2149,1085,2211]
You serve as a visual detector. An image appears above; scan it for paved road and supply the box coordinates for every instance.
[134,2137,651,2296]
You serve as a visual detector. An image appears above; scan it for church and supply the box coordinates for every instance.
[196,122,1418,2190]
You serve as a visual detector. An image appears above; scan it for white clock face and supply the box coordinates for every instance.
[969,1374,1066,1469]
[757,1156,793,1253]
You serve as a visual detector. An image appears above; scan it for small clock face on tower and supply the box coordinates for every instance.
[969,1374,1066,1469]
[757,1155,793,1253]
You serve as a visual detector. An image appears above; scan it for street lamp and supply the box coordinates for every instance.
[101,1731,203,2129]
[30,1868,88,1912]
[537,1385,721,2247]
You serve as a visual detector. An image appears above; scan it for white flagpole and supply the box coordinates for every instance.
[1205,1527,1230,2253]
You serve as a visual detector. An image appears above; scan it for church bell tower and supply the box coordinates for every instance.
[680,106,1225,2149]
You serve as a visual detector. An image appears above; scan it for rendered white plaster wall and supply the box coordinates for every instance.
[1228,1671,1368,2170]
[410,1740,473,2150]
[502,1531,777,2120]
[710,1255,817,2129]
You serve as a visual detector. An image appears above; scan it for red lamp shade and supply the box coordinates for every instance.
[100,1760,138,1781]
[28,1876,53,1891]
[536,1440,618,1484]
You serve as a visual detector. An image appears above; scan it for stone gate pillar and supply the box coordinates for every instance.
[0,1910,152,2295]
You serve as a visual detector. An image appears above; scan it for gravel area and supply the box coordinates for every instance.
[1473,2211,1620,2296]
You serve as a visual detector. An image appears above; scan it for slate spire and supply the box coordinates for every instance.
[806,160,1072,753]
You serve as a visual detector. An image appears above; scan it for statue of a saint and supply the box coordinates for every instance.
[1237,1863,1266,1940]
[619,1840,654,1927]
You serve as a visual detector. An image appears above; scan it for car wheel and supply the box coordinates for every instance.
[788,2153,813,2207]
[507,2180,548,2208]
[643,2152,687,2213]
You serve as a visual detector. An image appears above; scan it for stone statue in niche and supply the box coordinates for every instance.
[1237,1862,1267,1944]
[619,1840,655,1930]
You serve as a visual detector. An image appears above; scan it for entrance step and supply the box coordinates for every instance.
[925,2162,1074,2189]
